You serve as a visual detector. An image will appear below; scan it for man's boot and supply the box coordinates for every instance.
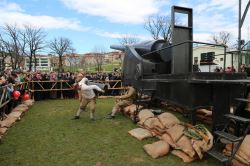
[106,114,115,119]
[72,116,80,120]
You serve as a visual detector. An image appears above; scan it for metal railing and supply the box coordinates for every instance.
[140,40,227,75]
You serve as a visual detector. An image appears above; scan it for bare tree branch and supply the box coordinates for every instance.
[211,31,231,46]
[118,34,139,46]
[49,37,73,72]
[22,24,47,71]
[144,15,172,42]
[1,24,23,69]
[0,37,10,71]
[92,46,105,72]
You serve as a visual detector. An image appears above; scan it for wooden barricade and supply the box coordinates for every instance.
[0,85,11,109]
[94,80,125,90]
[93,80,126,96]
[29,80,74,100]
[1,80,125,103]
[0,82,29,120]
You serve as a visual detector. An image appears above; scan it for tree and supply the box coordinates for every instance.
[22,25,46,71]
[92,46,105,72]
[0,39,9,71]
[144,15,172,42]
[211,31,231,46]
[49,37,73,72]
[80,56,87,71]
[0,24,25,69]
[66,48,80,72]
[118,34,139,46]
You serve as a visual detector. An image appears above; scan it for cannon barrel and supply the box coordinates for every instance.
[111,40,171,63]
[133,40,171,63]
[110,45,125,51]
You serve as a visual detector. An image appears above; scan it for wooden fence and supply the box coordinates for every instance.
[29,79,124,99]
[0,82,29,110]
[0,79,124,107]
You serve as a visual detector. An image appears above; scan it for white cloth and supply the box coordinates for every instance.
[78,77,103,99]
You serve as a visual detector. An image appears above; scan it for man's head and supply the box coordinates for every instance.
[76,73,84,83]
[78,77,89,87]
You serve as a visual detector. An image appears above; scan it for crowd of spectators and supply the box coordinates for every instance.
[0,69,121,85]
[0,68,122,101]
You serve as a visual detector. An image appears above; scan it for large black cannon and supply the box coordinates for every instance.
[111,6,250,131]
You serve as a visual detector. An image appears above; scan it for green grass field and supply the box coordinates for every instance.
[0,99,220,166]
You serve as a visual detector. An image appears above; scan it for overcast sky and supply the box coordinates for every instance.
[0,0,250,53]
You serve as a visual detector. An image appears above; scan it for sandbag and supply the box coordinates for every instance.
[123,105,132,114]
[23,99,34,107]
[171,150,195,163]
[188,127,213,159]
[158,112,180,129]
[143,117,164,130]
[196,109,212,117]
[224,135,250,165]
[17,104,29,109]
[12,104,29,113]
[128,128,153,141]
[161,133,176,148]
[128,105,142,114]
[166,124,185,142]
[0,117,16,128]
[143,141,170,159]
[236,135,250,165]
[176,135,196,158]
[138,109,154,125]
[0,127,7,135]
[232,159,247,166]
[191,139,206,159]
[8,111,22,120]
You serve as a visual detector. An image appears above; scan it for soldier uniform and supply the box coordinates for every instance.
[73,78,104,120]
[75,73,84,101]
[107,86,136,119]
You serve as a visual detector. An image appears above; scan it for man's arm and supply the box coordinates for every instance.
[81,84,104,93]
[91,85,104,93]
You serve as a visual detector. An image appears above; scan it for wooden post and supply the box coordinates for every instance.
[32,82,35,100]
[60,81,63,99]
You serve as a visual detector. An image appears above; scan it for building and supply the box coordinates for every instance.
[24,55,51,71]
[82,53,96,64]
[64,54,82,67]
[82,51,123,64]
[103,51,123,62]
[242,41,250,65]
[193,45,238,72]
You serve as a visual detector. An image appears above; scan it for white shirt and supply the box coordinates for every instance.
[79,78,103,99]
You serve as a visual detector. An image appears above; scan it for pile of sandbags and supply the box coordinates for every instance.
[128,128,153,140]
[158,112,180,129]
[128,109,213,163]
[196,109,212,125]
[123,104,143,120]
[0,99,34,140]
[223,135,250,166]
[143,141,170,158]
